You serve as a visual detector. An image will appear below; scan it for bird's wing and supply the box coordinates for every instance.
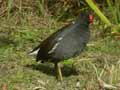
[28,23,73,55]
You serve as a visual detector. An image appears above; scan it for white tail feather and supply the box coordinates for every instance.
[28,48,40,55]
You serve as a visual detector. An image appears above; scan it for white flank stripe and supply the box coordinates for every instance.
[48,43,59,54]
[29,48,40,55]
[58,37,63,41]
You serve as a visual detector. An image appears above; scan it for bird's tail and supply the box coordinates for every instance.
[28,48,40,55]
[28,44,41,56]
[28,45,40,55]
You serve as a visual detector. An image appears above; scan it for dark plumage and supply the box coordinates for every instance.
[29,11,93,81]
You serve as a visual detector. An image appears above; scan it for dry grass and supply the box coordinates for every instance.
[0,1,120,89]
[0,14,120,90]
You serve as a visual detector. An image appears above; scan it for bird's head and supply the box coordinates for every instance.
[77,11,94,25]
[88,14,94,24]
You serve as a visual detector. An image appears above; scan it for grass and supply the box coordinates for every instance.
[0,15,120,90]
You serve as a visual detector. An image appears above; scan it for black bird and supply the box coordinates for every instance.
[29,11,94,81]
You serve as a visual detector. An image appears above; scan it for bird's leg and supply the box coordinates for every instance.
[54,62,63,81]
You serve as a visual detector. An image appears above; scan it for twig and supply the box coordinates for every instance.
[98,78,117,89]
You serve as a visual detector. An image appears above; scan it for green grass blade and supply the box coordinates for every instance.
[115,0,120,23]
[106,0,118,24]
[86,0,111,26]
[7,0,13,18]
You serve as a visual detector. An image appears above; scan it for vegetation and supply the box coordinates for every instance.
[0,0,120,90]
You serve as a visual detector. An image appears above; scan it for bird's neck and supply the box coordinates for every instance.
[75,21,89,28]
[75,17,89,28]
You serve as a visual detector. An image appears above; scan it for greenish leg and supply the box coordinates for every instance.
[54,63,63,81]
